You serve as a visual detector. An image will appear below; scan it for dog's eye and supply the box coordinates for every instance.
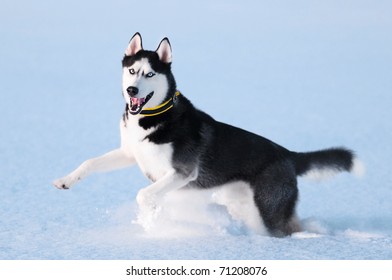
[129,68,135,75]
[146,72,155,78]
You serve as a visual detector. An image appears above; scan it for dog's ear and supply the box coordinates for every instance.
[156,37,172,63]
[125,32,143,56]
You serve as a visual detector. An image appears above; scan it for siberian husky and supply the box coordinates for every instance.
[53,33,363,237]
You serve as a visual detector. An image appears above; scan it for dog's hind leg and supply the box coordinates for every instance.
[252,162,302,237]
[53,148,135,189]
[212,182,267,234]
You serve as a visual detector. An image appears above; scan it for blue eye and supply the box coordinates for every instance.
[146,72,155,78]
[129,68,135,75]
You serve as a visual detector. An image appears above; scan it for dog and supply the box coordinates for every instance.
[53,33,363,237]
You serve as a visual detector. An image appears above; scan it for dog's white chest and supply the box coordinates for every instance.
[121,119,174,182]
[134,141,173,182]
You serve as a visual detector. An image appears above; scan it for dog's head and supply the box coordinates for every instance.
[122,33,176,115]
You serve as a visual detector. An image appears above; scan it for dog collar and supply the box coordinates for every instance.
[137,91,181,117]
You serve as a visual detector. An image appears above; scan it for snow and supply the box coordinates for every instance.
[1,0,392,260]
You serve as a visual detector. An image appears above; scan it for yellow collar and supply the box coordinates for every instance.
[139,91,181,117]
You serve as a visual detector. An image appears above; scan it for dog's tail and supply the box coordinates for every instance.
[291,147,365,180]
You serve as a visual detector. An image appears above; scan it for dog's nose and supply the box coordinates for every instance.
[127,86,139,97]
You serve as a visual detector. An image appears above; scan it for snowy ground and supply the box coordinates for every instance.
[1,0,392,259]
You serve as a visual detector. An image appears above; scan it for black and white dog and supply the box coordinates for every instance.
[53,33,363,237]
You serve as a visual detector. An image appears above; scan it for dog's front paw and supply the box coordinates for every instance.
[52,175,78,190]
[136,188,159,211]
[135,189,163,231]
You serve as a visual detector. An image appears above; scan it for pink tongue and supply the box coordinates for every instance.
[131,97,145,106]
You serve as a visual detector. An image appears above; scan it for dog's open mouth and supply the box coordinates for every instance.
[129,92,154,115]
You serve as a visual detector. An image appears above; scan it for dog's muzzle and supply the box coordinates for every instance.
[128,91,154,115]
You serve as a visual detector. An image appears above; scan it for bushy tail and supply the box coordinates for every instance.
[292,147,364,180]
